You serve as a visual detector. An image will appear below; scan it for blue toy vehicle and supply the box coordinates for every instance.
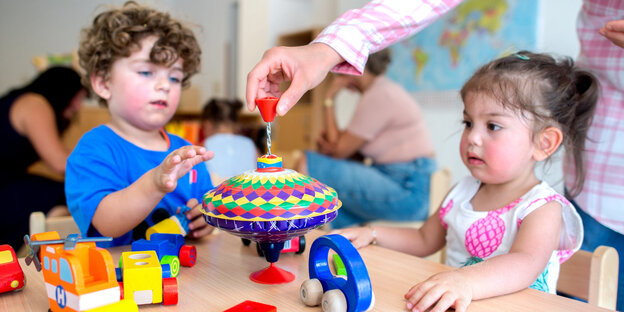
[131,233,197,278]
[300,234,374,312]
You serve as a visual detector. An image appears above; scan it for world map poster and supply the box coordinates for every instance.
[386,0,538,92]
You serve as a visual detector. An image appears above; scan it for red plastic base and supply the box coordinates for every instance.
[249,263,295,284]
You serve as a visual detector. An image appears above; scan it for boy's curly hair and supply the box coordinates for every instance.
[78,1,201,104]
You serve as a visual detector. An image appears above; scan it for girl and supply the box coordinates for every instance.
[333,51,598,312]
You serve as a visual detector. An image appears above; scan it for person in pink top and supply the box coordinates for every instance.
[567,2,624,310]
[297,49,436,228]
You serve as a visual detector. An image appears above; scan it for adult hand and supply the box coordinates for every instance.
[183,198,215,238]
[325,74,355,100]
[600,20,624,48]
[316,131,337,155]
[404,270,472,312]
[246,43,344,116]
[153,146,214,193]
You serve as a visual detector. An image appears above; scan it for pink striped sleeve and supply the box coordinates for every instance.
[312,0,463,75]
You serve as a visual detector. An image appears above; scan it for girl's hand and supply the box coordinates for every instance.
[183,198,214,239]
[404,271,472,312]
[600,20,624,48]
[329,226,375,249]
[153,146,214,193]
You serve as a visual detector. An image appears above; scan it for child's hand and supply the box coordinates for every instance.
[154,146,214,193]
[329,226,375,249]
[182,198,215,238]
[404,270,472,312]
[600,20,624,48]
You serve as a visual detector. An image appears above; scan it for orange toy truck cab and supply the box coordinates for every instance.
[29,231,137,312]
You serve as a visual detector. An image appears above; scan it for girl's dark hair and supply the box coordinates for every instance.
[365,49,392,76]
[7,66,85,133]
[460,51,599,196]
[79,1,201,105]
[201,98,244,125]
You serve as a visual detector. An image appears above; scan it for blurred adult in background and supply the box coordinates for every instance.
[297,49,436,228]
[0,66,87,249]
[201,98,258,185]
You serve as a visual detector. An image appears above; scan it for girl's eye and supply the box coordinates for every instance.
[488,123,502,131]
[169,76,182,84]
[138,71,152,77]
[462,120,472,128]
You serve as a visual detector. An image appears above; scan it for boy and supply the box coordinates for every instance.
[66,2,214,246]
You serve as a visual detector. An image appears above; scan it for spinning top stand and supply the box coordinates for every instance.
[250,97,294,284]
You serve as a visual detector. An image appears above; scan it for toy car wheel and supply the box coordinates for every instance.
[300,278,323,306]
[118,281,124,299]
[162,277,178,305]
[255,242,264,257]
[321,289,347,312]
[296,235,306,254]
[161,255,180,277]
[242,238,251,246]
[179,245,197,267]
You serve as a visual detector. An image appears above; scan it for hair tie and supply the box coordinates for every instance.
[514,53,530,61]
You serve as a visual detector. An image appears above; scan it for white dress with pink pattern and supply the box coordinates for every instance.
[439,176,583,294]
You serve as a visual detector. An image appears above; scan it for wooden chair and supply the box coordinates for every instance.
[367,167,451,263]
[557,246,619,310]
[29,210,80,239]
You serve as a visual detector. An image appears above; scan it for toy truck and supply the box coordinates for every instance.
[0,244,25,293]
[130,233,197,278]
[24,232,138,312]
[300,234,374,312]
[118,250,178,305]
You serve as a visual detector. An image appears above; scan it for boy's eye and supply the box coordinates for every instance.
[169,76,182,83]
[487,123,502,131]
[462,120,472,128]
[138,71,152,77]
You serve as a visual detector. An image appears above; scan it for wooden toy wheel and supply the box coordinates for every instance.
[179,245,197,267]
[161,255,180,277]
[162,277,178,305]
[118,281,124,299]
[300,278,323,306]
[322,289,347,312]
[296,235,306,254]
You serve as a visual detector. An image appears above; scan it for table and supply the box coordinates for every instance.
[0,230,608,311]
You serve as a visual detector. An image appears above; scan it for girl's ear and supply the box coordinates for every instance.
[533,126,563,161]
[90,74,111,100]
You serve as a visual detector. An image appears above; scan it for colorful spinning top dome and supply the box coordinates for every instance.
[201,154,341,243]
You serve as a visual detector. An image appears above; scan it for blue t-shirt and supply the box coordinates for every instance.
[66,125,214,247]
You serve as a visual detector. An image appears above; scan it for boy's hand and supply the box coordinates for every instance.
[404,270,472,312]
[154,146,214,193]
[329,226,375,249]
[183,198,214,238]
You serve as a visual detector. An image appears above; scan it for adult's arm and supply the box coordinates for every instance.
[246,0,462,115]
[9,93,70,174]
